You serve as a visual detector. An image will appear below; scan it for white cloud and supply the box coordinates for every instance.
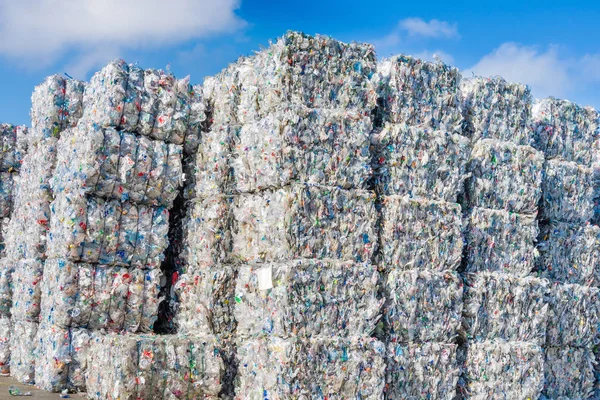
[399,18,459,39]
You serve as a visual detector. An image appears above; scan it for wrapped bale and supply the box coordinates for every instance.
[0,317,9,375]
[235,337,386,400]
[463,272,548,344]
[373,123,470,201]
[384,269,463,343]
[0,124,28,172]
[86,334,226,400]
[10,259,43,321]
[464,207,539,276]
[381,196,463,271]
[467,139,543,214]
[460,77,533,144]
[532,97,599,166]
[546,283,600,347]
[386,342,459,400]
[231,184,378,263]
[538,222,600,285]
[540,159,594,223]
[234,259,381,338]
[462,341,544,400]
[542,346,596,400]
[9,320,37,384]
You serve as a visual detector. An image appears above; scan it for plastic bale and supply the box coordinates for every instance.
[538,222,600,285]
[532,97,599,166]
[539,159,595,223]
[10,259,43,321]
[464,207,539,276]
[461,341,544,400]
[0,261,12,317]
[374,55,463,132]
[460,77,534,144]
[546,282,600,347]
[203,63,239,126]
[231,184,378,263]
[466,139,544,214]
[235,337,386,400]
[0,317,9,375]
[234,259,381,339]
[380,196,463,271]
[463,272,548,344]
[385,342,459,400]
[82,60,129,129]
[0,173,13,218]
[194,123,235,198]
[384,269,462,343]
[542,346,596,400]
[0,124,28,172]
[9,320,37,384]
[373,123,470,201]
[184,84,207,154]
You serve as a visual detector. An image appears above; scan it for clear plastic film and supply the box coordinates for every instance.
[234,259,381,339]
[373,123,470,201]
[231,184,378,263]
[463,272,548,344]
[464,207,539,276]
[542,346,596,400]
[0,317,10,375]
[203,62,239,126]
[10,259,43,322]
[385,342,459,400]
[380,196,463,271]
[9,320,37,384]
[0,260,12,317]
[467,139,544,214]
[0,124,28,172]
[460,77,533,144]
[0,172,14,218]
[193,123,235,198]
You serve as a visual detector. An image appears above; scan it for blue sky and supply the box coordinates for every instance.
[1,0,599,125]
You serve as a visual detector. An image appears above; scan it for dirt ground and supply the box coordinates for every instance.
[0,377,84,399]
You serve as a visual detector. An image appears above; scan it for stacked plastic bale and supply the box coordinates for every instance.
[532,98,600,399]
[0,77,85,383]
[460,77,547,399]
[373,55,468,399]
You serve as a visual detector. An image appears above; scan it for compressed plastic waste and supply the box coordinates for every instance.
[10,259,43,321]
[231,184,378,263]
[384,269,462,343]
[373,123,470,201]
[466,139,543,214]
[464,207,539,276]
[539,159,595,223]
[85,333,226,399]
[532,97,599,166]
[0,124,28,172]
[542,346,596,400]
[0,264,11,317]
[234,259,381,338]
[460,77,533,144]
[385,342,459,400]
[9,321,37,384]
[538,222,600,285]
[193,123,235,198]
[463,272,548,344]
[0,317,9,375]
[235,337,386,400]
[0,173,14,218]
[461,341,544,400]
[546,282,600,347]
[380,196,463,271]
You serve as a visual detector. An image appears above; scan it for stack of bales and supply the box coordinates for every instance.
[173,31,386,399]
[1,77,84,383]
[0,123,29,375]
[373,56,468,399]
[532,98,600,399]
[460,77,546,399]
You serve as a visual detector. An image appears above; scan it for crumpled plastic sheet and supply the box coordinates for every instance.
[203,62,238,125]
[86,333,226,400]
[380,195,463,271]
[463,272,548,344]
[385,342,459,400]
[467,139,544,214]
[193,123,236,198]
[460,77,533,144]
[174,263,238,336]
[532,97,599,166]
[234,259,381,339]
[0,172,14,218]
[40,258,162,333]
[0,124,28,172]
[546,282,600,347]
[373,55,463,132]
[461,341,544,400]
[231,184,378,263]
[540,159,595,223]
[0,317,10,375]
[10,259,43,321]
[30,76,85,147]
[0,260,12,317]
[52,125,183,206]
[542,346,596,400]
[464,207,539,276]
[235,337,386,400]
[372,123,470,201]
[33,323,90,392]
[538,222,600,285]
[384,269,462,343]
[47,191,169,268]
[9,320,37,384]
